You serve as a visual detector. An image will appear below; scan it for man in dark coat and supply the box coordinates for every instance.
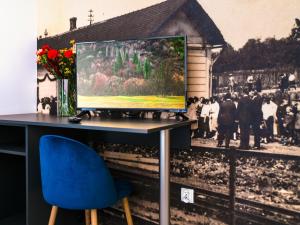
[237,89,252,149]
[276,99,288,138]
[251,91,263,149]
[279,74,289,93]
[217,93,237,148]
[255,76,262,92]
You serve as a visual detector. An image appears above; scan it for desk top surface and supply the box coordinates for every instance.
[0,113,191,134]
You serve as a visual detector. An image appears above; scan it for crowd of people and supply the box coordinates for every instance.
[37,96,57,115]
[187,74,300,150]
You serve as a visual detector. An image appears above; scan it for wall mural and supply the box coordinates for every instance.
[37,0,300,224]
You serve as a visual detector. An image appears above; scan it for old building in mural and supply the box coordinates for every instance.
[37,0,300,224]
[37,0,224,99]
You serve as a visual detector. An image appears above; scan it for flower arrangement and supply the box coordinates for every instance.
[36,40,76,116]
[36,40,75,79]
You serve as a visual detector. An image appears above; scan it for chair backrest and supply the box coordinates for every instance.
[39,135,117,209]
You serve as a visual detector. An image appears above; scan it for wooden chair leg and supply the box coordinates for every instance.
[91,209,98,225]
[122,197,134,225]
[85,210,91,225]
[48,206,58,225]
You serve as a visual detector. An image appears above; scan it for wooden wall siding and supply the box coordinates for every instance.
[102,151,159,172]
[188,71,207,78]
[188,84,206,92]
[187,63,207,71]
[188,77,206,84]
[188,49,206,57]
[187,47,209,98]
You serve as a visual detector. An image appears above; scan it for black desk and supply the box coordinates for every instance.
[0,113,191,225]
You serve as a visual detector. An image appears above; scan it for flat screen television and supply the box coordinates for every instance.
[76,36,187,112]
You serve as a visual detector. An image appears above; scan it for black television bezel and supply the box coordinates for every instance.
[75,35,188,113]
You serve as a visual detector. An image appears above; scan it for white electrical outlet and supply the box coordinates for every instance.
[181,188,194,203]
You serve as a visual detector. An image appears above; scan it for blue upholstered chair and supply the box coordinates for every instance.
[39,135,134,225]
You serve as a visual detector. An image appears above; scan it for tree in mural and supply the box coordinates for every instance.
[113,49,123,74]
[132,52,139,65]
[290,18,300,40]
[214,20,300,73]
[136,60,143,74]
[143,58,151,79]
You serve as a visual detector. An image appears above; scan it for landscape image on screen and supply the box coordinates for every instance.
[76,36,186,110]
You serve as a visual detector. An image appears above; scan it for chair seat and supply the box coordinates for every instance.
[40,135,134,225]
[114,179,133,200]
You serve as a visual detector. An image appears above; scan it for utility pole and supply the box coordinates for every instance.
[88,9,94,25]
[44,29,48,37]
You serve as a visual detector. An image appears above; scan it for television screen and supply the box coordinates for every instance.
[76,36,186,111]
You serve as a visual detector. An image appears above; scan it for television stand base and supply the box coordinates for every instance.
[175,113,189,121]
[109,111,123,119]
[152,112,162,120]
[124,112,145,119]
[75,110,92,119]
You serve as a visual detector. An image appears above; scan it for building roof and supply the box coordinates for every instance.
[37,0,224,49]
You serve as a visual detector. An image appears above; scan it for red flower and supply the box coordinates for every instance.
[42,44,50,50]
[47,49,58,60]
[64,50,73,58]
[37,49,46,56]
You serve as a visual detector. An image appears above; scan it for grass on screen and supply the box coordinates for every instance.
[78,95,185,109]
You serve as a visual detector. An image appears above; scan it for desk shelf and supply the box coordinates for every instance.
[0,125,26,156]
[0,154,26,224]
[0,125,26,224]
[0,144,26,156]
